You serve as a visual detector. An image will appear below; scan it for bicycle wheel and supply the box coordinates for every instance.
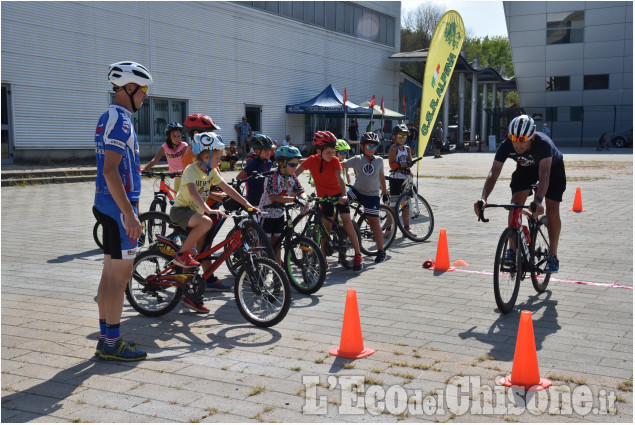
[493,227,522,315]
[149,198,167,214]
[225,220,275,277]
[334,221,360,268]
[138,211,174,249]
[530,220,551,293]
[126,250,183,317]
[235,257,291,327]
[93,221,104,250]
[395,192,434,242]
[283,234,326,294]
[357,205,397,256]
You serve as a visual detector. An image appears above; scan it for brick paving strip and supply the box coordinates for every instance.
[2,149,632,422]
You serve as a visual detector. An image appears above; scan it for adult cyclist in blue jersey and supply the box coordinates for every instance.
[93,61,152,361]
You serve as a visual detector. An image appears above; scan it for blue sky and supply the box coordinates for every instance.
[401,0,508,39]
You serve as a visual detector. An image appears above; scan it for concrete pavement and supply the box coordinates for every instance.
[1,148,632,422]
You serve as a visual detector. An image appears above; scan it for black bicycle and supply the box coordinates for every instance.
[348,189,398,256]
[387,156,434,242]
[299,194,362,270]
[478,199,552,314]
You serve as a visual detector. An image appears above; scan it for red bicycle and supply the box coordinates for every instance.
[126,209,291,327]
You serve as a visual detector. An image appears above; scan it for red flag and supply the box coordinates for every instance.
[343,88,347,107]
[380,97,385,115]
[369,94,376,109]
[402,96,406,114]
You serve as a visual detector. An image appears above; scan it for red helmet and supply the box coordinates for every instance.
[312,130,337,148]
[184,114,220,139]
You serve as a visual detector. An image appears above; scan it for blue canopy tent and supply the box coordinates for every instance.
[286,84,373,148]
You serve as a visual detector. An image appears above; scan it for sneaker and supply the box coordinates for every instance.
[173,251,200,268]
[181,297,210,313]
[99,340,146,362]
[338,254,351,269]
[375,250,386,263]
[353,254,363,272]
[544,255,559,273]
[95,339,135,356]
[505,249,516,263]
[205,275,233,292]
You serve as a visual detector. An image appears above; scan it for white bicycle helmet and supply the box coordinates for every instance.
[108,61,153,88]
[192,132,225,155]
[508,115,536,141]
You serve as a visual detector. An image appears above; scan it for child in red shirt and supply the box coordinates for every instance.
[295,131,363,272]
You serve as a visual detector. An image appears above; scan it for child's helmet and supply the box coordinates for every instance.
[165,122,183,135]
[275,146,302,159]
[192,132,225,155]
[392,124,408,136]
[250,134,274,150]
[335,139,351,152]
[184,114,221,139]
[312,131,337,147]
[360,132,380,144]
[107,61,153,87]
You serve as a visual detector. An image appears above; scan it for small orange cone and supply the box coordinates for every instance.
[329,289,374,359]
[499,311,552,391]
[429,229,455,271]
[569,186,586,212]
[453,259,469,267]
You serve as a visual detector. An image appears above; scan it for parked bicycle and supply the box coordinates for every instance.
[127,209,290,327]
[477,197,552,314]
[299,194,362,270]
[387,156,434,242]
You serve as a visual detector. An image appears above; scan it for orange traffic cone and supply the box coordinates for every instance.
[499,311,552,391]
[569,186,586,212]
[429,229,455,271]
[330,289,374,359]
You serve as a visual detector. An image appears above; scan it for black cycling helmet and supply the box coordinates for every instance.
[250,134,274,150]
[392,124,408,136]
[360,132,380,144]
[165,122,183,136]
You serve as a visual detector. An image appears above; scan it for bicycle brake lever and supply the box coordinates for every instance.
[477,200,489,223]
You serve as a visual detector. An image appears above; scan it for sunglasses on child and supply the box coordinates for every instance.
[365,144,378,150]
[286,162,299,167]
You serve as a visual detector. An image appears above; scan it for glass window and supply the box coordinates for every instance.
[584,74,609,90]
[246,106,261,132]
[280,1,292,17]
[371,12,380,42]
[547,10,584,45]
[1,86,7,125]
[265,1,278,13]
[336,2,346,32]
[315,1,325,27]
[172,101,186,128]
[387,16,394,46]
[379,14,387,45]
[325,1,336,31]
[153,99,170,141]
[545,107,558,122]
[345,3,354,35]
[570,106,583,121]
[546,76,570,91]
[353,6,363,37]
[304,1,315,24]
[135,102,151,144]
[292,1,303,20]
[253,1,266,10]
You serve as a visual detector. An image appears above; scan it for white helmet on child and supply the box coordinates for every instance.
[192,132,225,155]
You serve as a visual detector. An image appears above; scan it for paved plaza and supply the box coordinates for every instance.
[1,148,633,422]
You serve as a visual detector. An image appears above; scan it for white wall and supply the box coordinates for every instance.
[1,1,401,158]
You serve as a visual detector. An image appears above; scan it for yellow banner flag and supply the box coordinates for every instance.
[418,10,465,159]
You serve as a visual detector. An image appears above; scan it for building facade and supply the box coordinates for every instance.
[504,1,633,146]
[1,1,401,163]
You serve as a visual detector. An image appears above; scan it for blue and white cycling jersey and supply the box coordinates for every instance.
[94,104,141,209]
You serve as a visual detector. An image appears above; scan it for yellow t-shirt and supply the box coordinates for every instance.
[173,162,224,214]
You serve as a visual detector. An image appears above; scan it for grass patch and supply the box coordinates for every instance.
[618,379,633,392]
[314,358,324,364]
[248,386,266,397]
[391,361,410,368]
[364,377,384,386]
[393,350,405,356]
[391,371,415,380]
[342,363,356,369]
[205,407,218,415]
[424,346,439,351]
[293,336,307,341]
[547,374,587,385]
[395,342,407,346]
[290,366,301,372]
[370,368,384,374]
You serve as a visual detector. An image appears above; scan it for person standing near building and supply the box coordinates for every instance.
[542,123,551,137]
[432,121,444,158]
[235,116,252,156]
[407,122,418,153]
[93,61,152,361]
[281,135,292,147]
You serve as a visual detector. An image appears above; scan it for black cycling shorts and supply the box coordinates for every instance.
[320,193,350,217]
[261,216,285,237]
[510,161,567,202]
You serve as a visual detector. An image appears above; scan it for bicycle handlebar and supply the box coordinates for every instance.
[477,201,530,223]
[142,171,181,179]
[231,170,275,188]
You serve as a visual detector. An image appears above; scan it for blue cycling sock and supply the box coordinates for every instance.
[105,323,121,348]
[99,319,107,341]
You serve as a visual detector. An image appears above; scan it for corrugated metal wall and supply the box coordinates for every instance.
[1,1,401,153]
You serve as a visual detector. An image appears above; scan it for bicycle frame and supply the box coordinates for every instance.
[510,207,532,268]
[158,179,176,202]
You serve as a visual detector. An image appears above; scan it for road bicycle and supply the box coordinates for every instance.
[92,171,180,250]
[387,156,434,242]
[299,194,361,270]
[348,189,398,256]
[477,198,552,314]
[126,209,290,327]
[260,199,327,294]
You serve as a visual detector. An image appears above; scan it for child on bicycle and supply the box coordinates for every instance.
[169,132,258,313]
[236,134,273,206]
[142,122,187,191]
[258,146,309,262]
[387,124,413,235]
[295,131,363,272]
[335,139,352,184]
[344,132,389,263]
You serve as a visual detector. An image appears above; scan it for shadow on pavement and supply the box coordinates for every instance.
[457,291,560,362]
[47,249,104,263]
